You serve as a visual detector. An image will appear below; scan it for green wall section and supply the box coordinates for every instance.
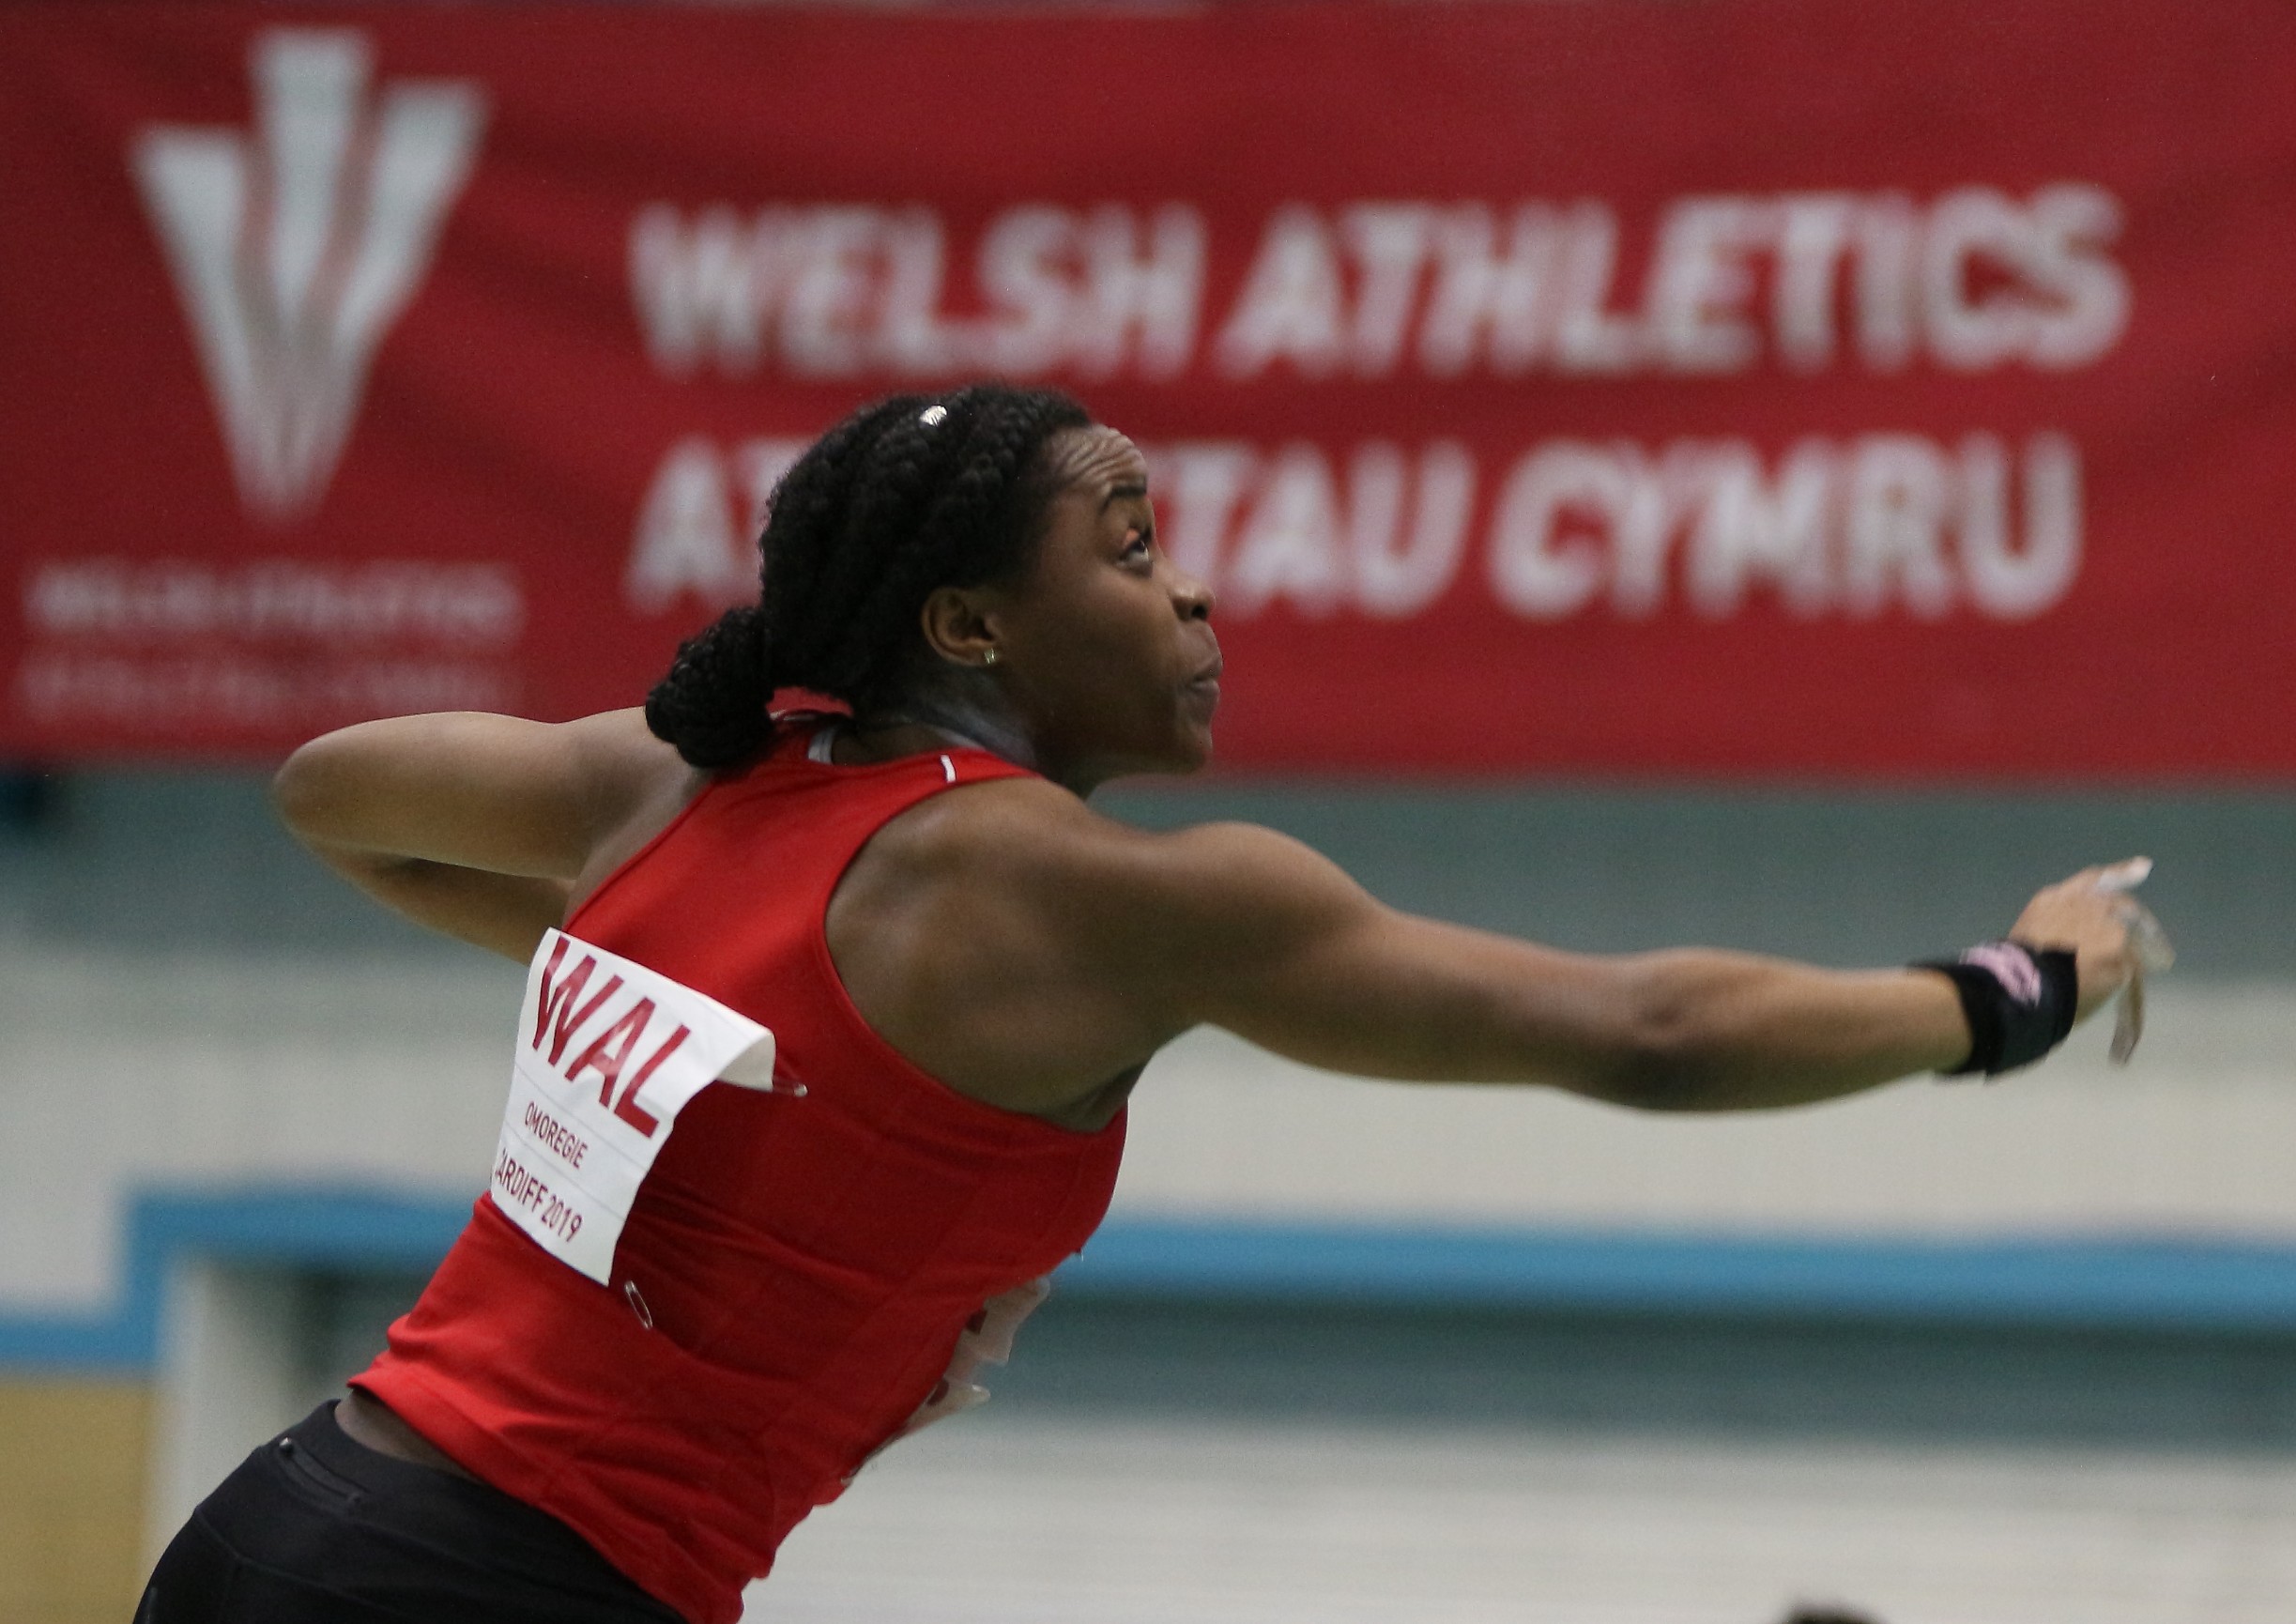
[1003,1296,2296,1452]
[1104,779,2295,975]
[6,768,2291,975]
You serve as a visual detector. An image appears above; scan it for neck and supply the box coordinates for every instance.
[850,682,1090,792]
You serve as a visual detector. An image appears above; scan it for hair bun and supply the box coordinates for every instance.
[644,605,776,768]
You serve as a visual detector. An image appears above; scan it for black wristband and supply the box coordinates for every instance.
[1914,941,2078,1078]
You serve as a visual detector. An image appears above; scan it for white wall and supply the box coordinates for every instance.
[0,943,514,1312]
[4,935,2292,1317]
[1116,986,2296,1236]
[146,1264,308,1555]
[759,1414,2296,1624]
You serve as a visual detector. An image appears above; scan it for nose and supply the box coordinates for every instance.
[1171,566,1214,622]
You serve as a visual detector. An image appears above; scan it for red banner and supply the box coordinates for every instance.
[4,0,2292,776]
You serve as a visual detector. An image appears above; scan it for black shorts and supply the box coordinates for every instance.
[138,1400,687,1624]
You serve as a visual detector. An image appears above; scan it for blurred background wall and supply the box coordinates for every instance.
[4,770,2293,1622]
[5,2,2295,1621]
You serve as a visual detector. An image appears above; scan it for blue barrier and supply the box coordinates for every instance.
[1062,1217,2296,1333]
[8,1187,2296,1372]
[0,1187,467,1372]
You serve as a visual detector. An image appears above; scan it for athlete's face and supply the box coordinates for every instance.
[991,426,1220,788]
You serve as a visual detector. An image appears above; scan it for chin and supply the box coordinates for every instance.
[1166,725,1215,774]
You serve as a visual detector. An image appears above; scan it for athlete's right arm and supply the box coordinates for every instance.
[1004,805,2138,1114]
[271,709,695,960]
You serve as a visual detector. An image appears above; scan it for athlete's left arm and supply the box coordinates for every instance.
[271,709,695,960]
[1030,813,2136,1112]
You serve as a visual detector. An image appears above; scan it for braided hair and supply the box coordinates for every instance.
[645,384,1093,768]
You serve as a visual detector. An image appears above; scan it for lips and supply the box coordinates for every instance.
[1185,655,1223,713]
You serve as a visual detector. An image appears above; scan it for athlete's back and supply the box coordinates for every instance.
[355,724,1125,1624]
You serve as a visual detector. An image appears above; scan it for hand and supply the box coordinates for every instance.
[2008,857,2173,1025]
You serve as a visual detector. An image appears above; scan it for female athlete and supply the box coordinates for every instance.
[141,384,2158,1624]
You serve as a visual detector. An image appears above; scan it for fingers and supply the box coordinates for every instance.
[2013,863,2168,1042]
[2042,855,2148,899]
[2087,857,2171,972]
[2080,856,2166,1066]
[2111,963,2146,1065]
[2115,896,2176,972]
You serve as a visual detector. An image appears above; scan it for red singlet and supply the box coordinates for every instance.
[352,726,1127,1624]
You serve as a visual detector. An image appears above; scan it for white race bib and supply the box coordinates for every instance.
[490,928,776,1283]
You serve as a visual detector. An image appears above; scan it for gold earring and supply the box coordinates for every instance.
[983,648,1000,667]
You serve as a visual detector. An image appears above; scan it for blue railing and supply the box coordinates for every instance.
[8,1187,2296,1372]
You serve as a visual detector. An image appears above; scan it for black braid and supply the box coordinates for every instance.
[644,384,1092,768]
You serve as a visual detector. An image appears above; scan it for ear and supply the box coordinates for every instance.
[917,585,1005,669]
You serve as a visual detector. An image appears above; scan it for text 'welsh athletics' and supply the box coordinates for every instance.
[629,187,2126,385]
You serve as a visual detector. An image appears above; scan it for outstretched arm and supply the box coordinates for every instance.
[271,709,695,961]
[1142,825,2138,1110]
[932,792,2145,1116]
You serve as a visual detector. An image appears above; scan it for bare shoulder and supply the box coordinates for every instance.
[563,709,707,899]
[560,708,695,814]
[825,774,1371,1111]
[868,774,1374,958]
